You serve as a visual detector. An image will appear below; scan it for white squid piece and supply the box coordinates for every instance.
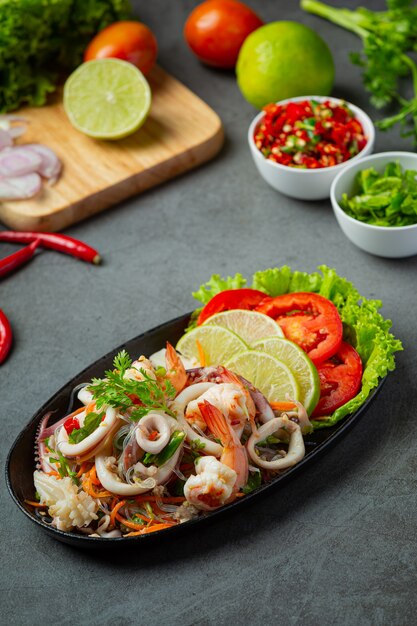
[56,406,119,458]
[247,416,305,470]
[172,383,223,457]
[136,412,172,454]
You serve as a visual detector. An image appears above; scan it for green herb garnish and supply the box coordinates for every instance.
[242,469,262,495]
[49,450,78,482]
[88,350,176,421]
[68,411,105,444]
[301,0,417,143]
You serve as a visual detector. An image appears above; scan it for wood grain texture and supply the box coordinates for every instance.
[0,65,224,233]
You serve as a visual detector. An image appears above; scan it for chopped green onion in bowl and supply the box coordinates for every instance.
[340,161,417,228]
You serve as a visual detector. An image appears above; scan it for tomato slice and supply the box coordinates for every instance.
[255,292,343,364]
[312,342,363,417]
[197,289,269,325]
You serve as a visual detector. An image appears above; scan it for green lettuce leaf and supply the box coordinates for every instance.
[192,265,402,429]
[192,273,247,306]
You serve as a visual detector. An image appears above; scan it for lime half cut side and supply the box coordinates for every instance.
[204,309,283,347]
[63,58,151,140]
[225,350,299,403]
[253,337,320,415]
[176,325,248,366]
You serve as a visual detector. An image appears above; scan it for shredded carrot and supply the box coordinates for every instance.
[89,465,101,486]
[24,500,47,508]
[45,470,61,478]
[82,476,113,499]
[75,461,90,478]
[134,495,186,504]
[148,430,159,441]
[196,339,206,367]
[115,512,152,529]
[110,499,127,527]
[270,401,297,411]
[235,492,246,498]
[124,522,176,536]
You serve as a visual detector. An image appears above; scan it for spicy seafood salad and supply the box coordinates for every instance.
[29,266,401,538]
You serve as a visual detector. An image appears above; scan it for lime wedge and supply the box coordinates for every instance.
[63,59,151,140]
[204,309,283,346]
[176,326,247,366]
[225,350,299,403]
[253,337,320,415]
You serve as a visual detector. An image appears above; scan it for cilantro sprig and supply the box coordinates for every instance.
[301,0,417,143]
[88,350,176,422]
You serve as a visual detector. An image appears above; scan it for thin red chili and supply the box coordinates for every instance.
[0,231,101,264]
[0,309,12,365]
[0,239,40,280]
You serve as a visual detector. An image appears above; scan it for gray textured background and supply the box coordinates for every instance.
[2,1,416,625]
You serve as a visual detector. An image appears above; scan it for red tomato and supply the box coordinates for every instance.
[184,0,263,68]
[84,21,158,76]
[197,288,269,325]
[312,342,363,417]
[255,292,343,364]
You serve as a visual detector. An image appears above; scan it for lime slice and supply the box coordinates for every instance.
[176,326,247,366]
[63,59,151,140]
[204,309,283,347]
[253,337,320,415]
[225,350,299,403]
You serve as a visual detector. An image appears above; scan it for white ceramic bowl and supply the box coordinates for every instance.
[248,95,375,200]
[330,151,417,258]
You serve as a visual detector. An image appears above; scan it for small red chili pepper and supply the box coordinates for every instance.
[0,231,101,265]
[0,239,40,280]
[0,309,13,365]
[64,416,81,435]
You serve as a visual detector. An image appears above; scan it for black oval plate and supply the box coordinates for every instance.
[6,313,386,548]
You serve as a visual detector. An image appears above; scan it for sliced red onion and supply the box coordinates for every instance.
[0,173,42,199]
[25,144,62,184]
[0,129,13,151]
[8,125,28,139]
[0,147,42,178]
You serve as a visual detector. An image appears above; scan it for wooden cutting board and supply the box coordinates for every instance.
[0,66,224,233]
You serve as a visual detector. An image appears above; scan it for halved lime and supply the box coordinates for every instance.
[204,309,283,347]
[176,326,247,366]
[225,350,299,403]
[63,59,151,140]
[253,337,320,415]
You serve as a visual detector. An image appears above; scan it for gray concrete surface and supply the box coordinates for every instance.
[1,1,416,624]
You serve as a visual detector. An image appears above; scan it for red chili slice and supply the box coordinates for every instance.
[64,416,80,435]
[255,292,343,364]
[312,342,363,417]
[197,288,270,325]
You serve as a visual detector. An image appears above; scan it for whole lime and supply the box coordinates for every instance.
[236,21,335,109]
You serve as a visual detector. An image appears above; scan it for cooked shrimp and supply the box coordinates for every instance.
[199,400,248,494]
[163,342,188,394]
[185,382,254,436]
[183,456,237,511]
[125,356,156,382]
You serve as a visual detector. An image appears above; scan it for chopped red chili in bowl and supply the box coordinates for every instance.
[254,99,367,169]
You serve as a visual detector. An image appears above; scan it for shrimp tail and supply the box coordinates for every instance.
[198,400,231,447]
[164,342,188,395]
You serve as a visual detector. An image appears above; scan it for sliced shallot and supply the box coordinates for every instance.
[0,173,42,200]
[0,147,42,178]
[25,144,62,184]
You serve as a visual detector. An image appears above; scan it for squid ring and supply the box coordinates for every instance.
[247,417,305,470]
